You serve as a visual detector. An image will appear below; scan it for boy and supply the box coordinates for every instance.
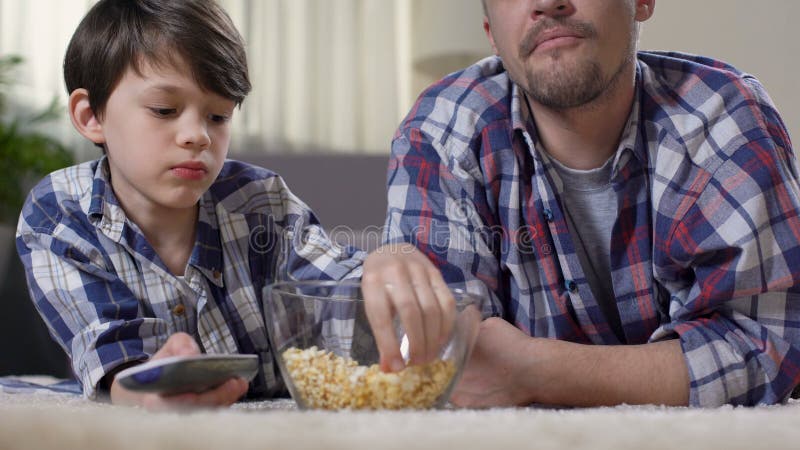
[16,0,377,409]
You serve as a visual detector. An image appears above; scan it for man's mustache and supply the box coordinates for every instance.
[519,18,598,58]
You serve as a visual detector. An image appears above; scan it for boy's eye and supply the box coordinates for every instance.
[150,107,177,117]
[209,114,231,124]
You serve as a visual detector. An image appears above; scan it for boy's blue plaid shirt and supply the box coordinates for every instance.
[384,52,800,406]
[17,159,364,399]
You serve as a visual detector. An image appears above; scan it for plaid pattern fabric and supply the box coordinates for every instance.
[0,377,82,396]
[17,158,364,399]
[385,52,800,406]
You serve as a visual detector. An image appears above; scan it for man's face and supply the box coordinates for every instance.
[97,57,235,214]
[483,0,654,109]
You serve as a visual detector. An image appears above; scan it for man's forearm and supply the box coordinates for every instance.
[523,338,690,407]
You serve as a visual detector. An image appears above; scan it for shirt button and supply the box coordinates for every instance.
[543,209,554,222]
[172,304,186,316]
[213,269,222,279]
[565,280,578,292]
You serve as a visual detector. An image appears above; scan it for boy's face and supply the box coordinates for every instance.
[96,58,235,213]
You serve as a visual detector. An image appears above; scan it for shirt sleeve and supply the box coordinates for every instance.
[16,230,164,400]
[657,131,800,406]
[267,174,366,283]
[383,130,502,318]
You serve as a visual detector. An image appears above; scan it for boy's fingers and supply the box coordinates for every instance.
[157,332,200,358]
[194,378,248,406]
[159,378,248,408]
[362,277,404,372]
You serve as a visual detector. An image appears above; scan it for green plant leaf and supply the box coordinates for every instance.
[0,54,75,224]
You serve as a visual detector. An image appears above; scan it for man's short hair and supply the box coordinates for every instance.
[63,0,251,117]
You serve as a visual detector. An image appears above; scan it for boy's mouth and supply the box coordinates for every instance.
[172,161,208,180]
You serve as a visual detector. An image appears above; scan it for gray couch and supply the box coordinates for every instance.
[235,152,390,252]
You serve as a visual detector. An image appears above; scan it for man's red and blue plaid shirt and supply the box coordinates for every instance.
[384,52,800,406]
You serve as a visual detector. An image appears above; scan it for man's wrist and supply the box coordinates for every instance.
[521,339,690,407]
[505,335,559,405]
[520,337,580,405]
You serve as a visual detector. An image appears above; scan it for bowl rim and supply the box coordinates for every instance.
[265,279,484,308]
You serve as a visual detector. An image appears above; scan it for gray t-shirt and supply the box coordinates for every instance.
[551,156,625,342]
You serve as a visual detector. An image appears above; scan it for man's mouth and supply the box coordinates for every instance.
[519,20,597,58]
[531,29,584,54]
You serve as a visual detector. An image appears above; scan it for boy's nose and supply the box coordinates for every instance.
[177,117,211,149]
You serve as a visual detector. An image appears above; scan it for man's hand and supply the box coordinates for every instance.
[451,318,690,408]
[109,332,249,410]
[450,317,537,407]
[362,243,456,372]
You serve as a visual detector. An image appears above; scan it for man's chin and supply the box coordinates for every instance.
[527,54,584,77]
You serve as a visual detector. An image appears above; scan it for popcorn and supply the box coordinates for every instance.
[282,346,456,410]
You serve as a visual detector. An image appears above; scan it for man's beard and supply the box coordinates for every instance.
[524,57,608,109]
[525,57,606,110]
[519,19,637,110]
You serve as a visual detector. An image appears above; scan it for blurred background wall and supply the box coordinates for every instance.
[0,0,796,159]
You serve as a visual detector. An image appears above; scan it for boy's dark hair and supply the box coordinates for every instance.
[64,0,251,119]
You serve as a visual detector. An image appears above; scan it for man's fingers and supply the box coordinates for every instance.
[388,277,427,366]
[408,268,441,364]
[430,269,457,347]
[362,276,404,372]
[361,243,455,370]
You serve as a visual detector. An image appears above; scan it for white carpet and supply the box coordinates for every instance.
[1,382,798,450]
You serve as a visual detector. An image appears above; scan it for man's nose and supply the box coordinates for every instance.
[530,0,574,19]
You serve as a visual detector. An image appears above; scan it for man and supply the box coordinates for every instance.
[364,0,800,407]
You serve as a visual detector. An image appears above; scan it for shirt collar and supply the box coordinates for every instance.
[87,156,225,287]
[87,157,126,241]
[511,82,534,139]
[190,194,225,287]
[509,64,646,175]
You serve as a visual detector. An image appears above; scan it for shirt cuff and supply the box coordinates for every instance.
[669,315,797,407]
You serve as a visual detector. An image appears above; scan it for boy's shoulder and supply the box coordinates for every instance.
[18,160,100,236]
[205,159,294,215]
[18,158,311,235]
[209,158,281,194]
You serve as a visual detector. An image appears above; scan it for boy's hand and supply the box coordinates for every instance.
[362,243,456,372]
[109,332,249,410]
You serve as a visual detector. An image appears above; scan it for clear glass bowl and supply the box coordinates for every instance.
[262,280,484,410]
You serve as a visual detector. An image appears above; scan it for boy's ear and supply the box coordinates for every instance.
[635,0,655,22]
[68,88,105,145]
[483,17,499,55]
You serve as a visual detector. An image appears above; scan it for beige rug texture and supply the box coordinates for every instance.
[1,382,799,450]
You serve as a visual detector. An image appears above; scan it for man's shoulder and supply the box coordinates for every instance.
[18,160,99,236]
[639,51,770,127]
[397,56,514,145]
[638,51,778,163]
